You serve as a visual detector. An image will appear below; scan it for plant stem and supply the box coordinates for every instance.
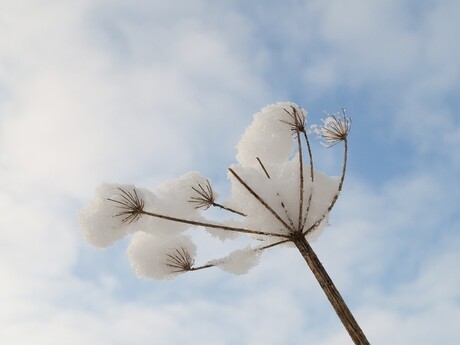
[293,235,370,345]
[140,210,288,238]
[228,167,295,232]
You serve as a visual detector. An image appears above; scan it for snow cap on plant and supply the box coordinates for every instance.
[79,102,348,276]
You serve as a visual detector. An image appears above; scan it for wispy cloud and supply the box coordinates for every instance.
[1,0,459,344]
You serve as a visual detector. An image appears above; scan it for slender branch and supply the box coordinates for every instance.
[303,139,348,236]
[256,157,271,179]
[189,263,215,271]
[257,156,296,229]
[296,129,304,231]
[140,210,288,238]
[302,130,315,180]
[257,239,291,251]
[301,130,315,230]
[212,202,247,217]
[228,168,294,233]
[293,235,369,345]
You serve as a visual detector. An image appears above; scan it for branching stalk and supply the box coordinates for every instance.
[140,209,288,239]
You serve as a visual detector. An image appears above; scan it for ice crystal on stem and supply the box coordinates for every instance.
[79,102,369,344]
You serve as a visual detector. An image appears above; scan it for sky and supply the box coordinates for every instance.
[0,0,459,344]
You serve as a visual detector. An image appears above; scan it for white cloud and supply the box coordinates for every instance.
[1,0,459,344]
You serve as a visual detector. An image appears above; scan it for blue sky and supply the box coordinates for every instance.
[1,0,459,344]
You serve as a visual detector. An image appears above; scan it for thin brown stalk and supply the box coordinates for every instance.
[256,157,271,179]
[257,156,296,229]
[296,129,304,231]
[303,139,348,236]
[293,235,370,345]
[213,202,247,217]
[301,130,315,230]
[257,239,291,251]
[189,263,215,271]
[228,168,294,233]
[140,210,288,238]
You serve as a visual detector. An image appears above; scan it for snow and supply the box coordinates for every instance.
[80,102,346,278]
[140,171,210,238]
[215,247,261,274]
[78,183,156,248]
[236,102,301,168]
[128,232,196,280]
[224,157,339,243]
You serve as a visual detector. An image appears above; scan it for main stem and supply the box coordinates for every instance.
[293,235,370,345]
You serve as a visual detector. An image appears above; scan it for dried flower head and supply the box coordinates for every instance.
[188,179,215,210]
[165,246,195,272]
[318,108,351,146]
[281,105,307,134]
[107,188,145,224]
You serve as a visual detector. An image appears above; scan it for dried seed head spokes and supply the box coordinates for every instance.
[320,109,352,146]
[107,188,145,224]
[188,179,215,210]
[165,247,195,272]
[281,106,306,134]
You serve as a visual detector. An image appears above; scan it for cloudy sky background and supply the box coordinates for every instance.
[1,0,459,344]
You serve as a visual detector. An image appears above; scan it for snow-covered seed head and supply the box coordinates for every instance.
[281,105,306,134]
[188,179,215,210]
[107,188,145,224]
[319,109,351,146]
[165,247,195,273]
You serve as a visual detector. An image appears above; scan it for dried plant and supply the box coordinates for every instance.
[165,247,195,273]
[107,188,145,224]
[79,102,369,344]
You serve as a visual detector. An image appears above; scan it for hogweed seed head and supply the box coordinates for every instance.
[108,188,145,224]
[281,105,307,134]
[188,179,215,210]
[318,108,351,147]
[165,247,195,273]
